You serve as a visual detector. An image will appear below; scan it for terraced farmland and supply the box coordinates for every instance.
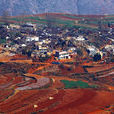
[0,13,114,29]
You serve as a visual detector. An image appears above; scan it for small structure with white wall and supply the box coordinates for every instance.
[26,36,39,42]
[87,46,99,57]
[105,45,114,55]
[76,35,85,41]
[55,51,71,60]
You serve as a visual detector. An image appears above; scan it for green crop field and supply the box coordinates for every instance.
[61,80,98,89]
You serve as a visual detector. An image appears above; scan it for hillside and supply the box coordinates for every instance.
[0,0,114,16]
[0,13,114,30]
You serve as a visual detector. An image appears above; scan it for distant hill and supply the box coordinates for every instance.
[0,0,114,16]
[0,13,114,30]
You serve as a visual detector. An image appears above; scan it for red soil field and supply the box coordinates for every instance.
[4,12,114,19]
[45,89,114,114]
[12,54,28,60]
[50,79,64,89]
[59,65,85,75]
[0,47,113,114]
[15,89,65,114]
[87,63,114,73]
[0,89,14,103]
[0,89,59,113]
[1,87,113,114]
[0,75,12,85]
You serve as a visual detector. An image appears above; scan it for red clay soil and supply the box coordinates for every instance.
[50,79,64,89]
[0,85,113,114]
[0,75,12,85]
[0,89,61,114]
[12,54,28,59]
[15,89,65,114]
[87,63,114,73]
[0,73,35,90]
[0,74,15,89]
[36,13,108,19]
[45,89,114,114]
[27,65,42,74]
[74,65,85,73]
[11,76,35,88]
[5,13,114,19]
[0,89,14,103]
[11,76,24,85]
[59,65,85,75]
[99,75,114,85]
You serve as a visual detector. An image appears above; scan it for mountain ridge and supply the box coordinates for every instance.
[0,0,113,16]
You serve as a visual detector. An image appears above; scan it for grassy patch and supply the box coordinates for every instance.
[0,39,6,44]
[63,14,89,19]
[60,80,98,89]
[9,16,75,25]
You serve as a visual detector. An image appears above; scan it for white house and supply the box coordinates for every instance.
[87,46,99,57]
[55,51,71,60]
[105,45,114,55]
[76,35,85,41]
[26,36,39,42]
[21,44,26,47]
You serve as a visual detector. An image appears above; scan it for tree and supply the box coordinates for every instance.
[77,48,83,56]
[27,51,32,57]
[93,53,101,62]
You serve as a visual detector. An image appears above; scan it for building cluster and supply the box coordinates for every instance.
[0,22,113,62]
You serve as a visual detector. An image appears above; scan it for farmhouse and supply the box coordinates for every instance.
[76,35,85,41]
[55,51,71,60]
[9,24,20,29]
[26,36,39,42]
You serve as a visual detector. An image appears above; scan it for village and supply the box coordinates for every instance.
[0,21,113,63]
[0,17,114,114]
